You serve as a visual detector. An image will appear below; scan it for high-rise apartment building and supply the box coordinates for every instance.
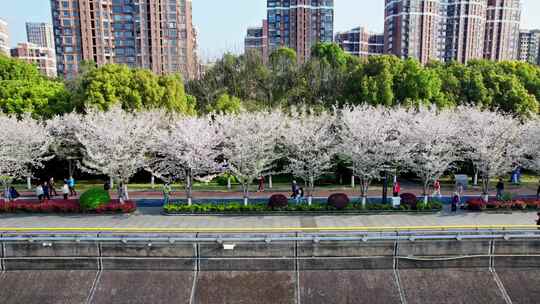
[484,0,521,61]
[244,20,268,59]
[51,0,198,79]
[442,0,487,63]
[11,42,57,78]
[26,22,55,49]
[384,0,443,64]
[267,0,334,63]
[335,27,384,58]
[518,30,540,65]
[0,18,9,57]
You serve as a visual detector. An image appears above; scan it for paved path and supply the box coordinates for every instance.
[0,206,537,230]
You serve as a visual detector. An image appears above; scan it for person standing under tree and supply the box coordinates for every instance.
[392,181,401,197]
[42,181,50,200]
[162,182,172,206]
[433,180,441,198]
[36,183,44,202]
[68,176,76,196]
[258,176,265,192]
[62,180,69,200]
[49,177,58,197]
[496,178,505,200]
[537,180,540,200]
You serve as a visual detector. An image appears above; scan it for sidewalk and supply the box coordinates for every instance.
[13,183,540,200]
[0,205,537,230]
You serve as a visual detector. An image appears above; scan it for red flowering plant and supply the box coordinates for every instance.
[0,199,135,214]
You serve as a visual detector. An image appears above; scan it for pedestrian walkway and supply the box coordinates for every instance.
[0,206,537,230]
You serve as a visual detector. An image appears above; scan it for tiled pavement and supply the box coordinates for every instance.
[0,206,537,229]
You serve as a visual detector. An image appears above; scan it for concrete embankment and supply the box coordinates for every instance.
[1,231,540,303]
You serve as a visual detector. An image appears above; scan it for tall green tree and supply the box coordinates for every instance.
[73,63,196,114]
[0,55,71,118]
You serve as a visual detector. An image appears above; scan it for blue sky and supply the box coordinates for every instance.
[2,0,540,61]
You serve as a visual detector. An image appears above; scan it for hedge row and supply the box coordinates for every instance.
[466,199,540,211]
[0,199,136,214]
[163,201,443,214]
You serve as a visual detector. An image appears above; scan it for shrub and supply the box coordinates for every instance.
[523,199,540,209]
[268,194,288,209]
[466,198,486,211]
[400,193,417,210]
[79,187,111,210]
[214,173,238,186]
[96,200,136,213]
[328,193,349,210]
[513,200,527,210]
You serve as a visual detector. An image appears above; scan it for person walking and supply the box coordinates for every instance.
[258,176,265,192]
[48,177,58,197]
[62,180,69,200]
[68,176,76,196]
[496,178,505,200]
[451,192,459,212]
[9,186,19,201]
[456,183,464,206]
[42,181,50,200]
[537,180,540,200]
[298,187,305,203]
[36,183,44,202]
[433,180,442,198]
[162,182,172,206]
[291,181,299,197]
[392,181,401,197]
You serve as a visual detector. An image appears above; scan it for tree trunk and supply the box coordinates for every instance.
[117,180,125,204]
[110,176,114,190]
[151,175,155,189]
[422,179,430,206]
[359,176,370,209]
[351,175,355,188]
[27,177,32,190]
[185,169,193,206]
[227,176,231,190]
[269,175,273,189]
[242,182,249,206]
[473,169,478,186]
[308,176,315,206]
[482,173,489,202]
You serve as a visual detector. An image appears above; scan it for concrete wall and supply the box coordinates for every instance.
[2,233,540,303]
[1,234,540,271]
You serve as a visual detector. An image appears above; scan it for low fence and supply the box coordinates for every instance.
[1,226,540,271]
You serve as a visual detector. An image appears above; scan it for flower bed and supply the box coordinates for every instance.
[0,199,136,214]
[466,198,540,211]
[163,201,443,215]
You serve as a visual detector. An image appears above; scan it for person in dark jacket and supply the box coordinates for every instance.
[537,180,540,200]
[451,192,459,212]
[496,178,505,200]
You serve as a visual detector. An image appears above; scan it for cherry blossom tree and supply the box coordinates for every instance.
[47,112,84,178]
[339,105,412,207]
[404,107,460,205]
[0,114,52,199]
[458,107,524,201]
[282,110,337,205]
[75,108,161,203]
[146,116,221,205]
[216,111,284,206]
[523,118,540,177]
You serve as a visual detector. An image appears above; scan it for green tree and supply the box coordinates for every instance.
[73,63,195,114]
[206,93,243,114]
[0,55,71,118]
